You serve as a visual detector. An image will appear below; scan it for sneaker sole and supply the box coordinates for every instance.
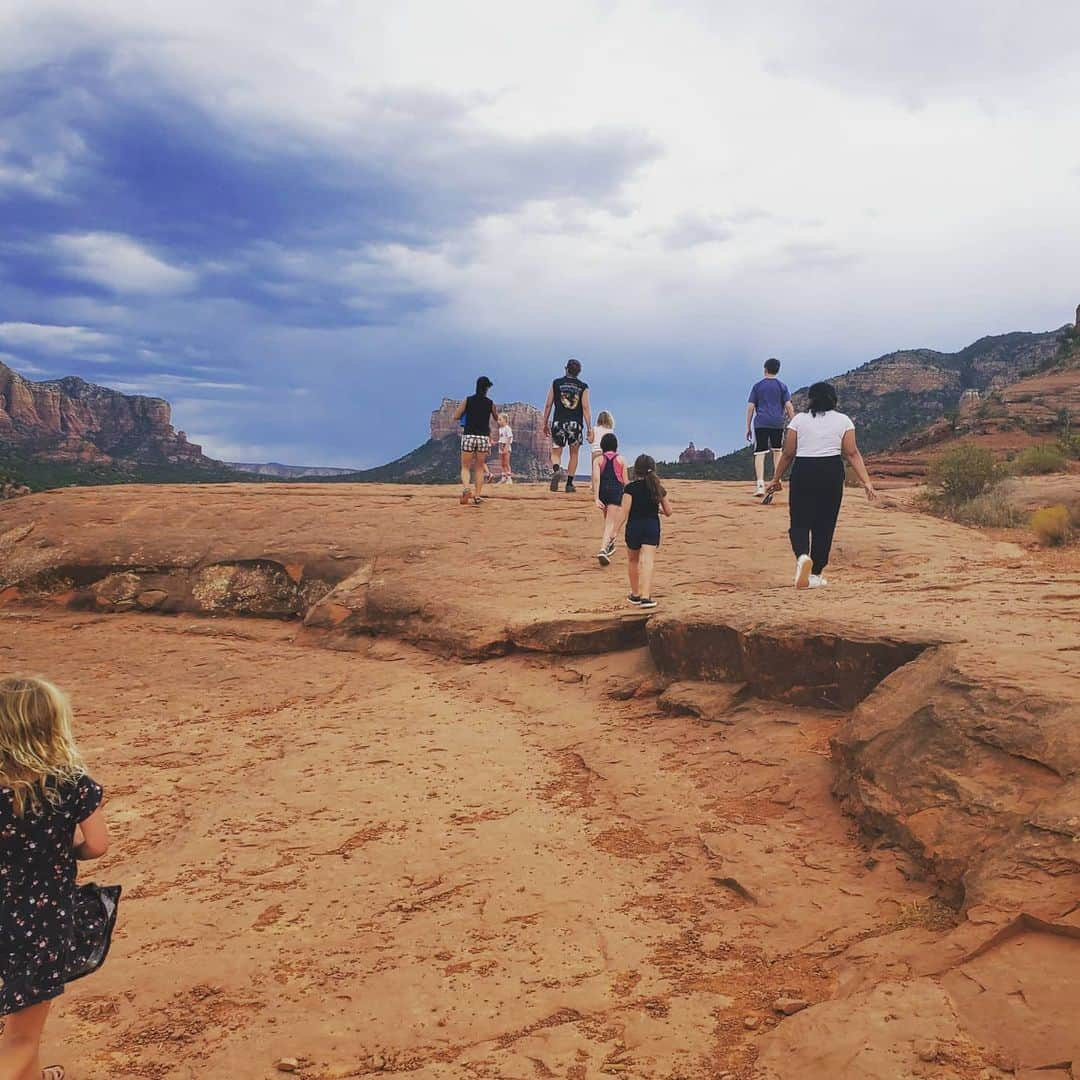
[795,557,812,589]
[639,600,657,609]
[598,552,610,566]
[550,474,562,492]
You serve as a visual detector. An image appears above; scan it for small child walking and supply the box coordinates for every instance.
[620,454,672,609]
[497,413,514,484]
[591,411,615,461]
[0,677,117,1080]
[592,433,627,566]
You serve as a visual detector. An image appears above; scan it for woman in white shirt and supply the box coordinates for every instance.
[765,382,876,589]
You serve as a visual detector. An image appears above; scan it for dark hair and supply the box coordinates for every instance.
[633,453,666,502]
[600,433,618,452]
[807,381,837,416]
[475,375,493,396]
[764,357,780,375]
[565,358,581,377]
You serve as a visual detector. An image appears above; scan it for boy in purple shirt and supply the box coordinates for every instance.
[746,357,794,496]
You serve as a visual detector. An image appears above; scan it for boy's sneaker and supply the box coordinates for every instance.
[550,467,563,492]
[627,594,643,605]
[754,482,765,497]
[565,479,576,493]
[603,538,616,556]
[809,574,828,588]
[794,554,812,590]
[597,549,611,567]
[638,597,658,609]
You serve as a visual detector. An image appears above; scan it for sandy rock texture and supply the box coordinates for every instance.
[0,479,1077,1078]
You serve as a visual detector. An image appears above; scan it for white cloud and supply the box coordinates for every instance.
[0,321,117,354]
[52,232,196,295]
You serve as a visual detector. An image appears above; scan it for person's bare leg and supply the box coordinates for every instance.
[550,446,563,470]
[601,505,618,548]
[638,544,657,599]
[627,548,640,596]
[566,444,581,484]
[771,447,783,480]
[460,452,472,496]
[473,452,485,500]
[754,452,766,487]
[0,1000,52,1080]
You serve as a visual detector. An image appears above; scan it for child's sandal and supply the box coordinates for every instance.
[43,1068,66,1080]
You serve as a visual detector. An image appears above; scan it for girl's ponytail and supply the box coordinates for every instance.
[633,454,666,501]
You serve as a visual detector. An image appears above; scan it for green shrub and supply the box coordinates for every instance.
[926,444,1000,505]
[953,490,1024,529]
[1012,444,1066,475]
[1030,505,1072,546]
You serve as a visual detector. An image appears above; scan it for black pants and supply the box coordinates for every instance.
[788,456,844,575]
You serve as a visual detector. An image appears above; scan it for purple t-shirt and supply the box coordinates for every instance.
[748,378,791,429]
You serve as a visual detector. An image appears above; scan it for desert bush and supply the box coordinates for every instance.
[926,444,1000,506]
[952,490,1024,529]
[1030,504,1072,546]
[1011,444,1066,475]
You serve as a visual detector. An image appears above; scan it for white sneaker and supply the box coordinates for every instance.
[754,482,765,497]
[794,555,812,589]
[808,574,828,588]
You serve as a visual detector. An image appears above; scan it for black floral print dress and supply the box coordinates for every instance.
[0,774,115,1015]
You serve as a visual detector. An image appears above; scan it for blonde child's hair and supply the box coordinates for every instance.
[597,410,615,428]
[0,676,85,817]
[498,413,509,425]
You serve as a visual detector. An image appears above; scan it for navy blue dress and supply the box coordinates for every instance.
[0,774,107,1015]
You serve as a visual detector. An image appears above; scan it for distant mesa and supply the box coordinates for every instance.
[227,462,357,479]
[679,442,715,464]
[0,359,219,471]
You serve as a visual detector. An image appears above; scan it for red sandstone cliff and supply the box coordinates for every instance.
[0,361,215,467]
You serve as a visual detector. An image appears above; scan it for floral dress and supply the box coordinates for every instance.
[0,774,109,1015]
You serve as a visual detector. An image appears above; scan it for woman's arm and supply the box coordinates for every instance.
[841,430,877,500]
[74,806,110,860]
[765,429,798,493]
[452,399,467,422]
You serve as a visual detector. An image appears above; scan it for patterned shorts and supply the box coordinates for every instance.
[551,420,583,448]
[461,434,490,453]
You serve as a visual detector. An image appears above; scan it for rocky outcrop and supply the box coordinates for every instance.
[678,442,715,464]
[430,398,550,479]
[0,360,215,467]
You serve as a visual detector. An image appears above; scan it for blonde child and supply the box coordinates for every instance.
[592,433,627,566]
[591,411,615,460]
[497,413,514,484]
[0,677,115,1080]
[620,454,672,609]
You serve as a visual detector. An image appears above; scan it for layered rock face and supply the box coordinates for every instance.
[678,442,715,463]
[0,361,214,466]
[430,397,551,479]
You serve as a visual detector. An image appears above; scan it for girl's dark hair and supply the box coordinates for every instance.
[600,433,618,451]
[633,454,666,501]
[808,381,837,416]
[476,375,493,396]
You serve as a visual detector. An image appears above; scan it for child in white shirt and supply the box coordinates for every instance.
[497,414,513,484]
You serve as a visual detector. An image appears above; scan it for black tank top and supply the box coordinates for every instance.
[463,394,494,436]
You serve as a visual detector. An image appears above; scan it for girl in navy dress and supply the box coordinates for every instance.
[0,677,114,1080]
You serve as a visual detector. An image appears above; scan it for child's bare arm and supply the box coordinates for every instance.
[74,806,110,860]
[660,495,673,517]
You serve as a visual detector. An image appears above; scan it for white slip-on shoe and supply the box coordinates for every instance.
[794,555,812,589]
[808,574,828,588]
[754,482,765,497]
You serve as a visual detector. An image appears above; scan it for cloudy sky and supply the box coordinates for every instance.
[2,1,1079,467]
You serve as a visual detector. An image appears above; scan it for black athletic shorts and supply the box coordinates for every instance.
[625,518,661,550]
[754,427,783,452]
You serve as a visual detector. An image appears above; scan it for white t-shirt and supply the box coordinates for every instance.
[592,425,613,453]
[498,425,513,447]
[787,410,854,457]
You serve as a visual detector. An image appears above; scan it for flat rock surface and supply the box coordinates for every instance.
[0,480,1077,1078]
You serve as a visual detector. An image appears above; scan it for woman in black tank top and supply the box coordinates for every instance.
[453,376,497,505]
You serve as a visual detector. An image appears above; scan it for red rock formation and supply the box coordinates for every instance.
[678,442,715,464]
[430,397,550,479]
[0,361,214,466]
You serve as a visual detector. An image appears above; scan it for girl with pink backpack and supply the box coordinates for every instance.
[591,432,628,566]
